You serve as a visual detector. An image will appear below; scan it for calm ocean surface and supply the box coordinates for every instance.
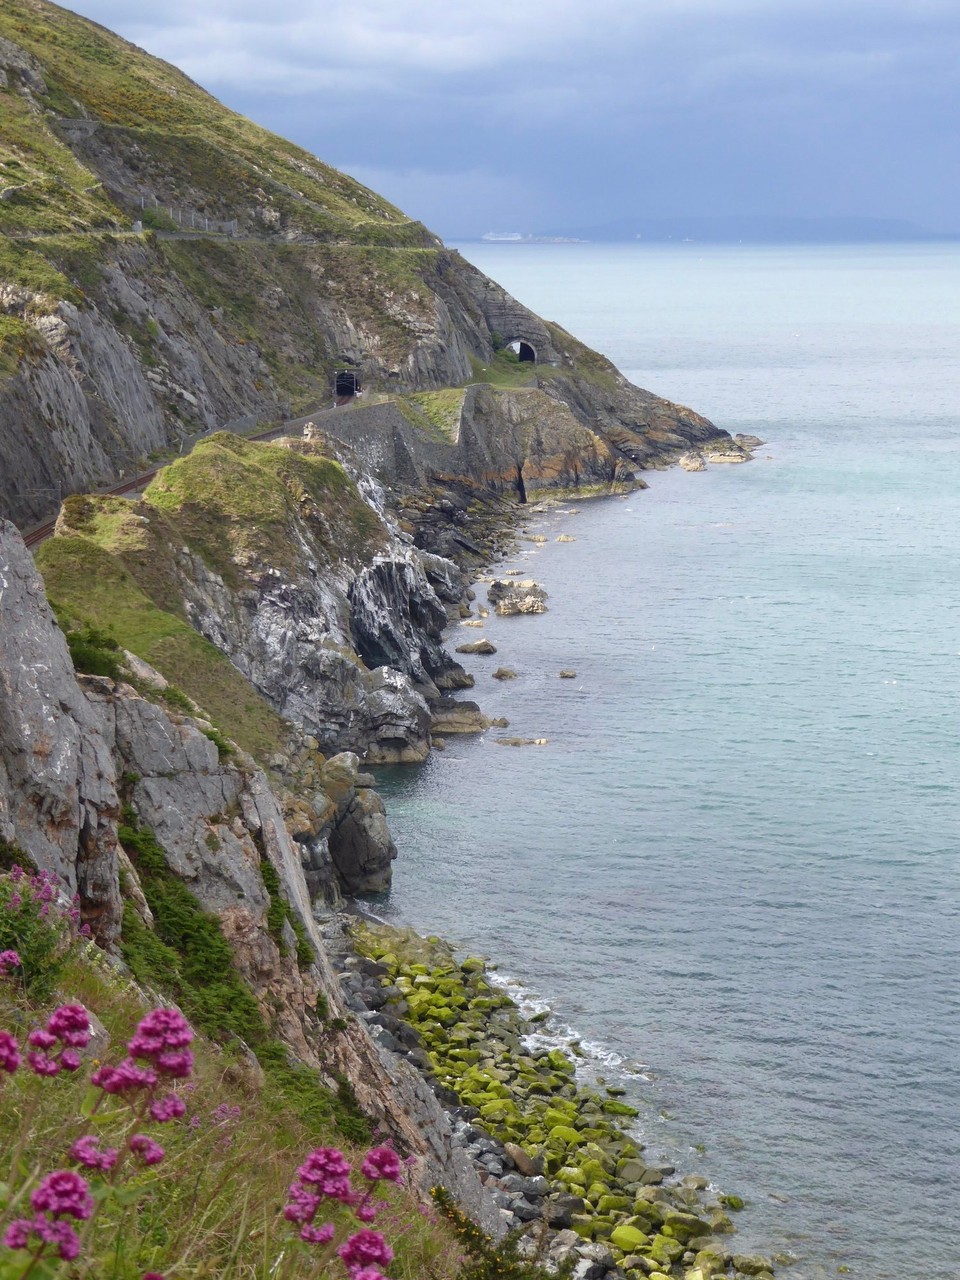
[374,243,960,1278]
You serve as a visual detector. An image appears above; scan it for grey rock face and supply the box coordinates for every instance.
[0,521,121,940]
[328,787,397,894]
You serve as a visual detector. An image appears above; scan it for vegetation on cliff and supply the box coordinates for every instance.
[35,433,393,761]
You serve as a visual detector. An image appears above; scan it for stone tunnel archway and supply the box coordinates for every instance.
[507,339,537,364]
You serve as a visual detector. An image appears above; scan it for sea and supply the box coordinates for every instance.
[372,242,960,1279]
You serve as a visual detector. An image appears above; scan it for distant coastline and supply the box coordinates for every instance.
[464,215,960,246]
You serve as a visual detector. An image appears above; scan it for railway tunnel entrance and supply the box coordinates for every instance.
[507,340,537,363]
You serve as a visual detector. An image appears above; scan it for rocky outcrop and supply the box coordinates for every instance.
[0,519,121,941]
[46,436,478,768]
[488,578,550,616]
[0,516,503,1223]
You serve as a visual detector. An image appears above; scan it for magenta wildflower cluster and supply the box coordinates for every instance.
[283,1141,406,1277]
[0,1000,194,1274]
[1,865,89,937]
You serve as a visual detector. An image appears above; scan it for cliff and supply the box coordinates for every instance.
[0,0,723,527]
[0,3,746,1270]
[0,516,503,1234]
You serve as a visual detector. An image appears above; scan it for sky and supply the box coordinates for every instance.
[66,1,960,238]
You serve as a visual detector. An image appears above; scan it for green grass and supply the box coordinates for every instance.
[37,532,289,762]
[0,893,461,1277]
[34,434,389,762]
[401,388,466,442]
[0,0,434,245]
[0,313,46,377]
[0,70,121,233]
[464,352,540,389]
[144,433,386,581]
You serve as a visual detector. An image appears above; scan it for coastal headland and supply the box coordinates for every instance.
[0,2,771,1276]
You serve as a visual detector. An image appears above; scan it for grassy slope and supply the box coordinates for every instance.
[0,927,457,1278]
[35,434,388,761]
[0,0,430,244]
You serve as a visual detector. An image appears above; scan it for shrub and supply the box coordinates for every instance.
[200,725,234,761]
[60,619,123,680]
[0,865,86,1001]
[431,1186,571,1280]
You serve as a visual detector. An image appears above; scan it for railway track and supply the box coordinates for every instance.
[19,406,351,551]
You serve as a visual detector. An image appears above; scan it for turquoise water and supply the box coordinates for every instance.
[374,244,960,1278]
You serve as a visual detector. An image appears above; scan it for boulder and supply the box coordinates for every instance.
[504,1142,544,1176]
[492,667,518,680]
[678,451,706,472]
[732,1256,775,1277]
[456,638,497,655]
[429,697,491,735]
[488,578,549,616]
[327,788,397,893]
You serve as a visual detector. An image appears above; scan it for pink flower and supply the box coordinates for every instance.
[351,1270,387,1280]
[360,1146,403,1184]
[299,1222,335,1245]
[33,1218,81,1261]
[92,1058,157,1094]
[47,1005,91,1048]
[2,1219,32,1250]
[149,1095,186,1123]
[129,1135,164,1166]
[356,1202,379,1223]
[27,1051,60,1077]
[59,1049,81,1072]
[128,1009,193,1061]
[30,1170,93,1221]
[9,864,24,883]
[0,949,21,974]
[0,1030,20,1074]
[297,1147,353,1201]
[283,1182,321,1225]
[143,1274,165,1279]
[3,1216,80,1261]
[27,1030,57,1051]
[337,1229,393,1273]
[153,1049,193,1078]
[69,1136,119,1172]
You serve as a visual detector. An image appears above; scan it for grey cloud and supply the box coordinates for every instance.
[62,1,960,235]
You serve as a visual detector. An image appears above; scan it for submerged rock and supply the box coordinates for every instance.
[492,667,518,680]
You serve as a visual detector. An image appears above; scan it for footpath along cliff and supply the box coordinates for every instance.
[0,2,774,1278]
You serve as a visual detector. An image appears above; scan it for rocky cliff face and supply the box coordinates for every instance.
[39,434,475,771]
[0,0,726,528]
[0,517,502,1227]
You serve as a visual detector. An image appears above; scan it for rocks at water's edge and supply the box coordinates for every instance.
[341,920,768,1280]
[488,578,549,616]
[679,451,706,472]
[456,638,498,655]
